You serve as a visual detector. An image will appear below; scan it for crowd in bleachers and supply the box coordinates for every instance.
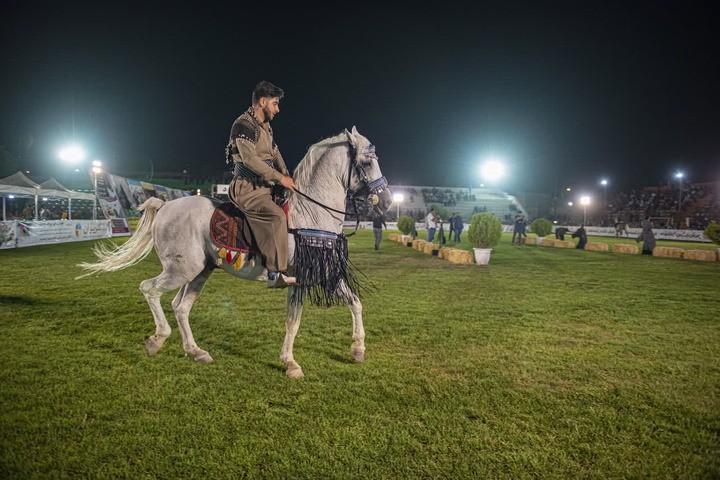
[599,183,718,229]
[3,200,99,221]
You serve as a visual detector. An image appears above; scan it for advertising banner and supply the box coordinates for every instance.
[96,174,192,236]
[95,173,130,235]
[6,220,112,248]
[1,220,17,249]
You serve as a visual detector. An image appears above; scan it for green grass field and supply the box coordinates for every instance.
[1,231,718,478]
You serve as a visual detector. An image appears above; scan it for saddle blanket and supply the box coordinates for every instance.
[210,202,258,254]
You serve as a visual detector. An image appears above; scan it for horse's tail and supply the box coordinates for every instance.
[76,197,165,279]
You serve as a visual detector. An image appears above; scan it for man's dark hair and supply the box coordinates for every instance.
[252,81,284,106]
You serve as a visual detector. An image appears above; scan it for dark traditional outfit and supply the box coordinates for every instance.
[636,219,656,255]
[226,107,289,272]
[555,227,570,240]
[572,226,587,249]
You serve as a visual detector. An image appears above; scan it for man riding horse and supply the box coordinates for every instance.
[226,81,297,288]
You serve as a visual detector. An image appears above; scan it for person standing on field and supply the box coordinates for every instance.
[372,212,387,250]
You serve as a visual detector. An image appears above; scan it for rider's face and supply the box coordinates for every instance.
[261,97,280,122]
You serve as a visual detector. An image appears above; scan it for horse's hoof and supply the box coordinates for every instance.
[194,351,214,363]
[145,337,163,356]
[352,347,365,363]
[286,366,304,379]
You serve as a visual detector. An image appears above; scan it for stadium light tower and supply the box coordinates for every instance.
[59,145,85,163]
[600,179,608,207]
[393,193,404,220]
[676,172,684,213]
[480,159,505,182]
[580,196,590,225]
[91,160,102,221]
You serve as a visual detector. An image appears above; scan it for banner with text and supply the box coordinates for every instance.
[0,220,112,249]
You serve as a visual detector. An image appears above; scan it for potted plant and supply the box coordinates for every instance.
[704,221,720,258]
[467,212,503,264]
[397,216,415,246]
[530,218,552,243]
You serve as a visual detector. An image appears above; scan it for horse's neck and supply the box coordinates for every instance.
[289,145,349,232]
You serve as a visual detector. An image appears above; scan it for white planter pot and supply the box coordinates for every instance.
[473,247,492,265]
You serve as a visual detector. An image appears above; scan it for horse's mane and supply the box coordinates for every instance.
[292,132,349,188]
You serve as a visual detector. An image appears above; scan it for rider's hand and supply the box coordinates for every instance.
[280,175,296,192]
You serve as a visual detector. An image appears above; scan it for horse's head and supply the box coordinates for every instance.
[344,126,393,215]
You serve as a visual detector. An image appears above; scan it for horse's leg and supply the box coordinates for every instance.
[171,268,213,363]
[140,271,188,356]
[281,286,306,378]
[337,281,365,362]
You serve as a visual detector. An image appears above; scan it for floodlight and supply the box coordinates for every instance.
[42,197,48,201]
[92,160,102,167]
[393,193,404,203]
[566,187,571,191]
[91,166,102,174]
[580,196,590,205]
[601,179,607,185]
[676,172,683,179]
[8,195,15,199]
[480,160,504,181]
[568,202,573,206]
[59,145,85,162]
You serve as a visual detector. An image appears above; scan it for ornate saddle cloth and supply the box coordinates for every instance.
[210,202,259,254]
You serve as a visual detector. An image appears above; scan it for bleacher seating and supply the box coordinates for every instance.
[389,185,528,223]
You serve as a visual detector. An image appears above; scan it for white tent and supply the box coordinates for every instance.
[0,171,96,220]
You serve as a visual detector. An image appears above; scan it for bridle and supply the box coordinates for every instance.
[292,142,388,236]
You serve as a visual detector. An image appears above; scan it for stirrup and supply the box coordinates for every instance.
[267,271,296,289]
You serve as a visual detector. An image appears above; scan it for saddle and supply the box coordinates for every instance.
[210,202,260,264]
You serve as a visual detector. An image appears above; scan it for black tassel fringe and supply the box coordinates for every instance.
[290,233,373,307]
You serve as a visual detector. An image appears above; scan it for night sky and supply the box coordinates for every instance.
[2,3,718,195]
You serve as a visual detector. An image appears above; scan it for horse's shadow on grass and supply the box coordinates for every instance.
[0,295,46,306]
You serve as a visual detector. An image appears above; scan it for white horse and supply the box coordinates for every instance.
[78,127,392,378]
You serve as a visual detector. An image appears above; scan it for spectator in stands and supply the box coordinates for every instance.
[372,212,387,251]
[22,204,34,220]
[426,208,439,242]
[572,225,587,249]
[636,216,656,255]
[454,212,463,242]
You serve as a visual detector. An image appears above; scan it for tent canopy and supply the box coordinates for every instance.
[0,171,95,200]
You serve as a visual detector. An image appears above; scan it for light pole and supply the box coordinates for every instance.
[60,145,88,221]
[92,160,102,221]
[676,173,683,224]
[580,196,590,225]
[393,193,404,220]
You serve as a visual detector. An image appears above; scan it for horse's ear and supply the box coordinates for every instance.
[344,128,357,148]
[351,125,359,136]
